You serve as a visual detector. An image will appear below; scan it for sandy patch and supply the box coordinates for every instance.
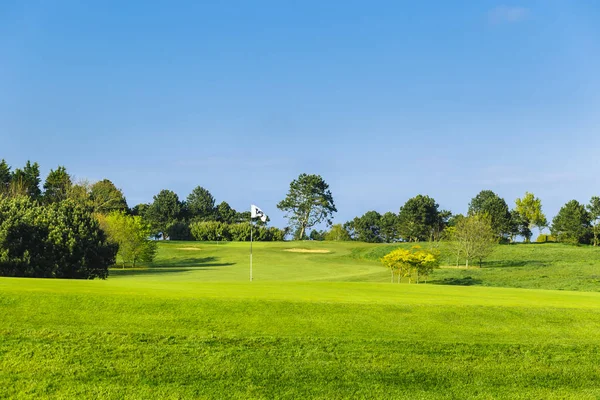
[177,247,202,251]
[283,248,331,254]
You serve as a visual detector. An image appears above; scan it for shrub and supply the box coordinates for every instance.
[166,221,192,241]
[190,221,230,241]
[536,234,557,243]
[0,196,116,279]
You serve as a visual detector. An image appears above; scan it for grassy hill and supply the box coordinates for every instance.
[110,240,600,292]
[2,241,600,398]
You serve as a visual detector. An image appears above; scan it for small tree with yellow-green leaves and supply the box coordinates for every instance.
[380,246,440,284]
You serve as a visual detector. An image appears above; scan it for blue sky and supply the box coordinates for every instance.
[2,1,599,230]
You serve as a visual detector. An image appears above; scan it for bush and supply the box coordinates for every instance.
[0,196,116,279]
[536,234,557,243]
[190,221,230,241]
[191,221,285,242]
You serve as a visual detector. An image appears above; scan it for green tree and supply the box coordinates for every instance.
[216,201,237,224]
[131,203,150,218]
[397,195,441,242]
[43,166,72,204]
[468,190,511,238]
[551,200,591,245]
[379,212,399,243]
[453,214,496,268]
[0,159,11,192]
[587,197,600,246]
[352,211,382,243]
[11,161,41,200]
[380,246,440,284]
[515,192,547,236]
[309,229,326,241]
[145,190,182,238]
[0,197,116,279]
[508,210,531,243]
[277,173,337,240]
[186,186,215,221]
[100,212,157,268]
[89,179,128,214]
[324,224,351,241]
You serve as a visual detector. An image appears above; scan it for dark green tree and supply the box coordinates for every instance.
[0,159,11,192]
[309,229,326,241]
[11,161,41,199]
[380,212,399,243]
[508,209,531,243]
[353,211,382,243]
[186,186,215,221]
[551,200,591,245]
[216,201,237,224]
[131,203,150,218]
[587,197,600,246]
[468,190,511,237]
[145,190,182,238]
[397,195,441,242]
[89,179,128,214]
[43,166,72,204]
[277,173,337,240]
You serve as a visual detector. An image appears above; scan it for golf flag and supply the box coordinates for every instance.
[251,205,267,223]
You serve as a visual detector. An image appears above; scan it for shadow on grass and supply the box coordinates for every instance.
[480,260,548,268]
[149,257,233,268]
[110,256,235,277]
[432,276,483,286]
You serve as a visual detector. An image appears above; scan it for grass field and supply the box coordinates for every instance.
[2,241,600,398]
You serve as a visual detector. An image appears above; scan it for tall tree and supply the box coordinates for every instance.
[508,210,531,243]
[397,195,440,242]
[277,173,337,240]
[468,190,511,238]
[353,211,382,243]
[99,212,157,268]
[43,166,72,204]
[89,179,128,214]
[145,190,182,238]
[515,192,547,236]
[215,201,237,224]
[379,212,399,243]
[11,161,41,200]
[587,197,600,246]
[453,214,496,268]
[551,200,591,245]
[186,186,215,221]
[0,159,11,192]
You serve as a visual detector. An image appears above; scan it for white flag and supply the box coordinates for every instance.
[251,205,267,223]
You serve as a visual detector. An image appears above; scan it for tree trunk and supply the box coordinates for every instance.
[466,258,469,268]
[391,270,394,283]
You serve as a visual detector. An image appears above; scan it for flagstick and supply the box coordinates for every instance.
[250,217,253,282]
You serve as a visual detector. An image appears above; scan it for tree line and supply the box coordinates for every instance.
[1,159,599,277]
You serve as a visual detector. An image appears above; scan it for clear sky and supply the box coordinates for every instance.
[2,1,599,230]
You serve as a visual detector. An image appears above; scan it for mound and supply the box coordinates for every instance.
[283,248,331,254]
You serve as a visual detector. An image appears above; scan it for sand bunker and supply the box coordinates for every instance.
[177,247,202,251]
[283,248,331,254]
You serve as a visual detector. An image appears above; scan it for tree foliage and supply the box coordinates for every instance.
[43,166,72,204]
[90,179,128,214]
[551,200,591,245]
[216,201,237,224]
[186,186,215,221]
[11,161,41,199]
[515,192,547,235]
[277,173,337,240]
[397,195,442,242]
[0,196,116,278]
[324,224,351,241]
[352,211,382,243]
[0,159,11,193]
[587,197,600,247]
[146,190,182,238]
[380,246,440,284]
[451,214,496,268]
[379,212,399,243]
[468,190,511,238]
[99,212,157,268]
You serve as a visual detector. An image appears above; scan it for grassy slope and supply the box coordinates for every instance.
[2,241,600,398]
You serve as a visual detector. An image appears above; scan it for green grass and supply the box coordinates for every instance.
[2,241,600,398]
